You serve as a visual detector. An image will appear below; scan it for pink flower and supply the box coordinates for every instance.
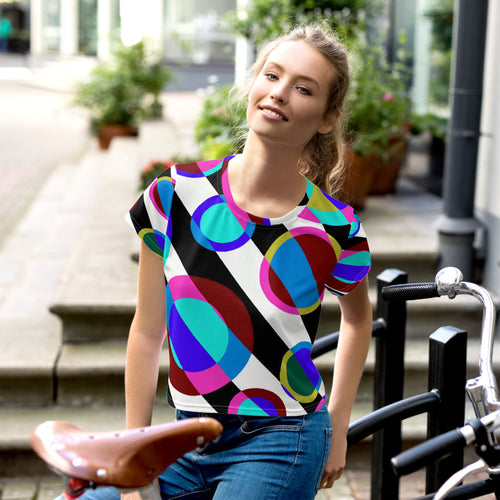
[383,92,393,101]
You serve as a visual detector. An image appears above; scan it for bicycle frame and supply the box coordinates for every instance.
[31,267,497,500]
[61,478,161,500]
[386,267,500,499]
[382,266,500,419]
[459,280,500,417]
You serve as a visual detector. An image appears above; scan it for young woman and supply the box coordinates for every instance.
[72,24,372,500]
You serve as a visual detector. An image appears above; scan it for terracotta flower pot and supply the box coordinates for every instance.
[97,124,139,150]
[369,136,408,195]
[342,145,376,211]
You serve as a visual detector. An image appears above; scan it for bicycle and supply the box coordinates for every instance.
[385,267,500,499]
[393,409,500,499]
[30,266,496,500]
[30,417,223,499]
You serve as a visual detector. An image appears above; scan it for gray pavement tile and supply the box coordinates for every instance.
[37,480,62,500]
[316,475,355,499]
[0,479,38,500]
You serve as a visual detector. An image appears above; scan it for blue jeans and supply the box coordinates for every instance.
[56,409,332,499]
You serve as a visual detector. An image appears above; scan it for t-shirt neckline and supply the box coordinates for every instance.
[220,156,310,227]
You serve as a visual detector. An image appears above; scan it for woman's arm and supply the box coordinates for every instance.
[125,240,168,430]
[320,276,372,488]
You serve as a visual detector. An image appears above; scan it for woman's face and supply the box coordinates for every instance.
[247,40,336,152]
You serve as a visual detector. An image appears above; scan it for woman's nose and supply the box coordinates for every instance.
[270,86,287,104]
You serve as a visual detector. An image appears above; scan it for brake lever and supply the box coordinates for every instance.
[433,459,487,500]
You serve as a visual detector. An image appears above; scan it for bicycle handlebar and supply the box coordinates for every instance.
[381,266,463,301]
[381,282,438,301]
[382,267,500,416]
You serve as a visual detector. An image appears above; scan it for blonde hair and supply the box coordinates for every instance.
[244,25,351,196]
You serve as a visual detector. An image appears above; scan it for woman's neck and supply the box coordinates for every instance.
[227,133,307,218]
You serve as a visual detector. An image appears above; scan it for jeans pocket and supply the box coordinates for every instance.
[315,427,333,492]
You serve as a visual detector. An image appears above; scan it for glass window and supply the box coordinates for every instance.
[164,0,236,64]
[42,0,60,52]
[78,0,97,55]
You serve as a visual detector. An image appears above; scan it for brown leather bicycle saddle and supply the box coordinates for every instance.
[30,418,223,489]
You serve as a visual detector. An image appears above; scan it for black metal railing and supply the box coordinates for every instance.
[311,269,468,499]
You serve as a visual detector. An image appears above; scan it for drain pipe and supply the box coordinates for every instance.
[435,0,489,281]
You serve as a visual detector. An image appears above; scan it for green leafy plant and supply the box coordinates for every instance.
[346,35,413,162]
[224,0,381,48]
[425,0,453,107]
[138,155,198,191]
[74,40,174,133]
[194,85,247,160]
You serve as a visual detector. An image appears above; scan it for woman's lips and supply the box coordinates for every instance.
[259,105,288,121]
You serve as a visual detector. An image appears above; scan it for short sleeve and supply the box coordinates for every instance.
[125,168,175,258]
[325,209,371,296]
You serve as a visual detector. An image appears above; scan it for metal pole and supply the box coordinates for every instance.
[436,0,489,281]
[425,326,467,494]
[371,269,408,500]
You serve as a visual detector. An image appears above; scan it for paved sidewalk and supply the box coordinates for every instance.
[0,474,360,500]
[2,53,489,500]
[0,57,90,249]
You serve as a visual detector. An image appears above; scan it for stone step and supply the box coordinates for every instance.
[50,251,493,344]
[50,281,494,346]
[4,313,495,410]
[319,285,496,339]
[0,148,110,407]
[48,138,141,344]
[0,390,482,479]
[48,107,201,345]
[0,399,420,479]
[55,343,169,407]
[0,404,175,478]
[52,337,500,407]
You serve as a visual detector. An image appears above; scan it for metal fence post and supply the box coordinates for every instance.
[426,326,467,494]
[371,269,408,500]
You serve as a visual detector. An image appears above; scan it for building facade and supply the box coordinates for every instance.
[3,0,500,294]
[476,0,500,295]
[23,0,236,63]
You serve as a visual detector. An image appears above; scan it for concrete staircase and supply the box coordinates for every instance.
[1,95,498,478]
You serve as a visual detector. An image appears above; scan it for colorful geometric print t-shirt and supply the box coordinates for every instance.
[126,156,371,417]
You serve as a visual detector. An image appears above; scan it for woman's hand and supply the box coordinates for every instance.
[319,431,347,489]
[121,492,143,500]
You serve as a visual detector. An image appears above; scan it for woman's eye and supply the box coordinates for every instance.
[266,73,278,81]
[297,86,312,96]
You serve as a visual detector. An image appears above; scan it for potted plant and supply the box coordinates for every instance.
[194,85,247,159]
[73,41,173,150]
[343,36,413,208]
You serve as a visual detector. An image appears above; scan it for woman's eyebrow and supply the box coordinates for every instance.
[264,61,320,88]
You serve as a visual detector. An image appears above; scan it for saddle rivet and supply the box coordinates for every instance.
[97,468,108,478]
[196,436,205,445]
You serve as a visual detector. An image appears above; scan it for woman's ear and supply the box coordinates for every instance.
[318,110,340,135]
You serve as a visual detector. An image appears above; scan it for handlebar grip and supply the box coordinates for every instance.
[381,282,438,301]
[391,429,467,476]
